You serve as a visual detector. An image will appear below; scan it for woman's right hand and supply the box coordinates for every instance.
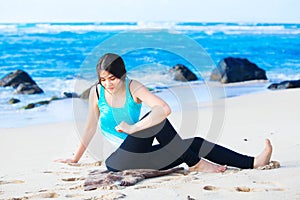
[54,158,77,164]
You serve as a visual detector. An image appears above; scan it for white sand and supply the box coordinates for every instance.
[1,88,300,199]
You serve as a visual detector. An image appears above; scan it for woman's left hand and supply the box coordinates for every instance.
[115,121,136,134]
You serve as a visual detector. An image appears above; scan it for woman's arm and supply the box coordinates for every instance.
[56,85,100,163]
[115,80,171,134]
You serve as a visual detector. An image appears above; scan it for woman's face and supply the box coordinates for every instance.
[99,70,123,94]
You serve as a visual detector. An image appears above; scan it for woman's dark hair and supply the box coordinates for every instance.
[96,53,126,81]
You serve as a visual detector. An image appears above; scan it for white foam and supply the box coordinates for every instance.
[1,22,299,35]
[267,72,300,82]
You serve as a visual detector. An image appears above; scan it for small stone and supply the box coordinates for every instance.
[235,186,251,192]
[8,98,20,104]
[22,103,35,109]
[203,185,217,191]
[63,92,79,98]
[187,195,196,200]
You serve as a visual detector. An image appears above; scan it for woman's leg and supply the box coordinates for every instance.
[105,116,200,171]
[106,115,271,171]
[187,137,254,169]
[153,118,271,170]
[105,126,156,171]
[184,137,272,170]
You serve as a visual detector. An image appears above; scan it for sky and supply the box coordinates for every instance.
[0,0,299,23]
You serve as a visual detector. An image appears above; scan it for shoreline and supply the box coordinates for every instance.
[0,80,270,129]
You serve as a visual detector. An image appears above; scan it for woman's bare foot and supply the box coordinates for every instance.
[253,139,273,168]
[189,159,227,173]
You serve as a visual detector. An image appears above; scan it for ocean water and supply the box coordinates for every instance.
[0,22,300,128]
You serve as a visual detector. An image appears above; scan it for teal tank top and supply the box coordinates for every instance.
[98,78,142,145]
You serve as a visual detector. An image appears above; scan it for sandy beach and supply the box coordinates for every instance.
[1,87,300,200]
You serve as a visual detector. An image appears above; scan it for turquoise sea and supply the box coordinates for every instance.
[0,22,299,128]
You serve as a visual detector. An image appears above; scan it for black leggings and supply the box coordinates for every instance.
[105,115,254,171]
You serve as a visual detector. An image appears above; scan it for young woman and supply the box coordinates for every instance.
[56,53,272,173]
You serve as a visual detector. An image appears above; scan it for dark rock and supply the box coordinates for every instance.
[21,96,65,110]
[14,82,44,94]
[36,100,51,105]
[187,196,196,200]
[169,64,198,82]
[22,103,35,109]
[0,69,36,88]
[63,92,80,98]
[268,79,300,90]
[8,98,21,104]
[0,70,44,94]
[22,100,51,109]
[50,96,62,101]
[210,57,267,83]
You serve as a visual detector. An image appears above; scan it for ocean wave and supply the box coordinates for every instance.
[0,22,299,35]
[267,72,300,82]
[0,22,139,34]
[178,23,300,35]
[136,21,178,29]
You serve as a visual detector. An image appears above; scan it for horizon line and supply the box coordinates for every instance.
[0,21,300,25]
